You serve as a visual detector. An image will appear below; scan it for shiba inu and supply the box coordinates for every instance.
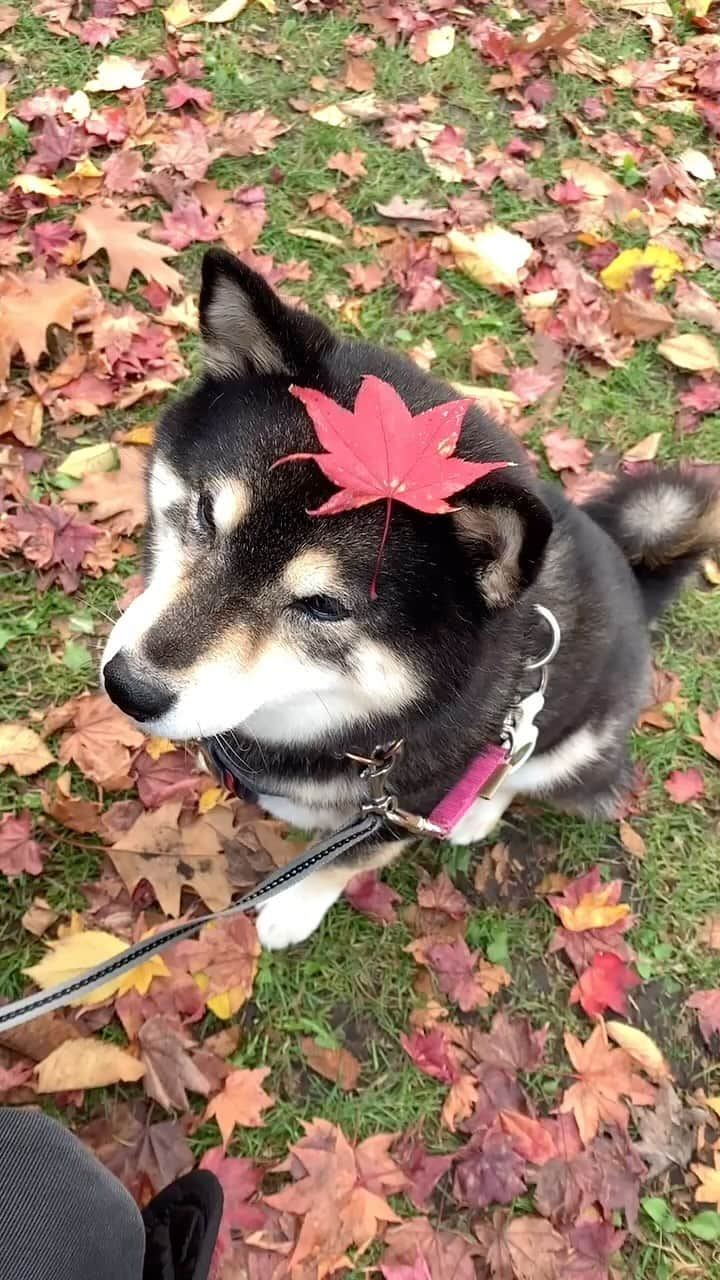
[102,248,720,949]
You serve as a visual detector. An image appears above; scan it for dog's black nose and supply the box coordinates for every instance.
[103,651,175,723]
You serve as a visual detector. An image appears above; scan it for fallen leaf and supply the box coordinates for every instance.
[300,1037,361,1090]
[0,812,47,880]
[68,446,146,534]
[108,800,230,916]
[448,226,533,291]
[695,708,720,760]
[204,1067,275,1147]
[619,821,646,858]
[623,432,662,462]
[25,927,169,1006]
[57,692,145,787]
[605,1022,671,1082]
[541,426,592,474]
[609,291,673,340]
[85,54,148,92]
[556,884,631,932]
[344,869,401,922]
[0,276,93,378]
[561,1023,655,1144]
[699,916,720,950]
[0,724,54,776]
[475,1211,567,1280]
[35,1038,144,1091]
[139,1015,219,1110]
[401,1029,460,1084]
[657,333,719,373]
[633,1081,704,1178]
[174,915,259,1019]
[57,442,117,479]
[687,990,720,1045]
[453,1127,527,1209]
[424,938,493,1012]
[570,953,640,1020]
[198,1147,264,1258]
[664,768,705,803]
[600,245,682,292]
[22,898,58,937]
[691,1154,720,1211]
[203,0,253,21]
[76,205,181,293]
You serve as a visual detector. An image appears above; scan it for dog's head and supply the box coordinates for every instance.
[102,249,552,745]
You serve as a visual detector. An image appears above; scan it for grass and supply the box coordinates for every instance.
[1,2,720,1275]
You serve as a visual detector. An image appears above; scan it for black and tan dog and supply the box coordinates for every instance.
[102,248,719,949]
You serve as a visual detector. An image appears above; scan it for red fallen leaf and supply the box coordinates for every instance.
[401,1028,460,1084]
[497,1111,558,1165]
[562,1218,627,1280]
[299,1037,361,1091]
[328,149,367,179]
[383,1218,479,1280]
[154,195,219,252]
[77,15,122,46]
[664,767,705,804]
[164,81,213,111]
[680,379,720,415]
[392,1135,452,1211]
[31,117,82,174]
[695,707,720,761]
[132,748,203,809]
[27,220,76,263]
[548,179,588,204]
[454,1126,527,1209]
[416,871,469,921]
[508,366,557,407]
[466,1011,548,1074]
[687,990,720,1045]
[541,426,593,474]
[81,1102,194,1201]
[425,938,492,1012]
[276,376,508,596]
[382,1253,433,1280]
[6,501,99,593]
[0,812,47,880]
[199,1146,264,1269]
[548,868,636,974]
[570,953,640,1020]
[344,869,400,923]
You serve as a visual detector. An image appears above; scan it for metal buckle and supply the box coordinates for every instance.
[346,740,446,838]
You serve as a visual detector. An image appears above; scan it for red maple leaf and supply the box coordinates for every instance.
[664,768,705,804]
[345,869,401,923]
[275,376,509,596]
[0,812,47,880]
[569,952,640,1020]
[401,1029,460,1084]
[199,1146,264,1269]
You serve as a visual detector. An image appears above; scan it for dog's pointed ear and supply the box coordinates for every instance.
[199,248,334,378]
[453,477,553,608]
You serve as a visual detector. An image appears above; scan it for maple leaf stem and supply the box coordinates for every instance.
[370,497,393,600]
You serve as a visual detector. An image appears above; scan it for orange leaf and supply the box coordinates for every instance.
[300,1038,361,1091]
[76,204,181,293]
[557,885,631,932]
[691,1154,720,1210]
[204,1067,275,1148]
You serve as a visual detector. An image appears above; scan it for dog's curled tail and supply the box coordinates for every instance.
[583,466,720,619]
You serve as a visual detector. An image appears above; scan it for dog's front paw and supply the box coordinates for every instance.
[255,876,343,950]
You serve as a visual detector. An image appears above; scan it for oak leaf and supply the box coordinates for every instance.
[76,204,181,293]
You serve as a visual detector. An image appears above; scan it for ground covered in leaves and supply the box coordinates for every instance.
[1,0,720,1276]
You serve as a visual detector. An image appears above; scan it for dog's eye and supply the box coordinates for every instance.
[295,594,350,623]
[196,492,216,534]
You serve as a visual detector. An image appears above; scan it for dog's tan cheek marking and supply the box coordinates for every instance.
[282,549,341,599]
[213,479,251,532]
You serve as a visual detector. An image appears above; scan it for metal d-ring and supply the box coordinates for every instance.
[525,603,561,671]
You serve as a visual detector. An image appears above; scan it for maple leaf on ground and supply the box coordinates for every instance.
[344,868,401,922]
[328,149,367,178]
[695,707,720,761]
[132,747,203,809]
[454,1126,527,1209]
[382,1218,479,1280]
[466,1010,548,1074]
[664,767,705,803]
[548,868,635,974]
[76,204,182,293]
[475,1210,568,1280]
[423,938,494,1012]
[300,1037,361,1091]
[139,1015,223,1110]
[24,927,169,1007]
[691,1154,720,1211]
[0,812,47,880]
[0,724,54,777]
[171,914,259,1019]
[5,501,100,593]
[497,1111,558,1165]
[560,1023,656,1145]
[401,1028,460,1084]
[0,275,94,379]
[541,426,593,474]
[417,870,470,921]
[107,800,230,917]
[633,1081,705,1179]
[199,1147,264,1271]
[392,1135,453,1211]
[381,1254,432,1280]
[204,1067,274,1148]
[275,375,508,595]
[81,1102,194,1200]
[563,1219,626,1280]
[55,692,145,787]
[570,953,640,1020]
[687,990,720,1045]
[68,445,147,534]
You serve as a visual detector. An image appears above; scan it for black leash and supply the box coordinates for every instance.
[0,811,384,1033]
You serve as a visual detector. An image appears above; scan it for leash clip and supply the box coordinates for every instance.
[347,740,445,838]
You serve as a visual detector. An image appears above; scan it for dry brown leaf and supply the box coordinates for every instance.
[299,1037,361,1091]
[619,821,646,859]
[0,724,54,777]
[68,446,147,533]
[699,915,720,950]
[57,693,145,787]
[108,800,231,916]
[0,276,93,379]
[21,898,59,937]
[35,1039,145,1092]
[76,204,182,293]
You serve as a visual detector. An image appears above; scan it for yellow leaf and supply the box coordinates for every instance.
[605,1021,672,1081]
[557,887,631,933]
[162,0,200,26]
[425,25,455,58]
[448,226,533,291]
[286,226,345,247]
[57,442,117,479]
[145,736,176,760]
[691,1155,720,1210]
[706,1096,720,1118]
[308,104,349,127]
[192,968,248,1019]
[702,557,720,586]
[122,422,155,446]
[658,333,720,373]
[203,0,249,19]
[600,245,683,293]
[72,157,103,180]
[25,928,168,1006]
[11,174,62,198]
[35,1039,144,1092]
[0,724,54,777]
[623,432,662,462]
[684,0,712,14]
[198,786,225,814]
[0,87,7,123]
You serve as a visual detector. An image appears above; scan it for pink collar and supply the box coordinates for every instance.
[428,742,509,836]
